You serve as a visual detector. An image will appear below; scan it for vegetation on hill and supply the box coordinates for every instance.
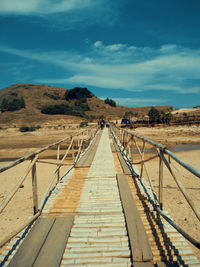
[41,87,92,117]
[65,87,93,100]
[148,107,160,123]
[19,125,41,132]
[41,103,90,117]
[148,107,173,124]
[0,83,175,125]
[0,97,25,112]
[104,98,116,107]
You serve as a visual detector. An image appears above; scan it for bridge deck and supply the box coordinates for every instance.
[1,128,199,266]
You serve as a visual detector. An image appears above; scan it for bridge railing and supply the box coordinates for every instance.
[111,123,200,249]
[0,125,99,248]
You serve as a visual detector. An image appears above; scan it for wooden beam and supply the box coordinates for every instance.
[158,150,164,210]
[75,130,102,168]
[117,152,131,175]
[117,174,153,263]
[37,160,71,166]
[32,160,38,215]
[33,216,74,267]
[8,218,55,267]
[57,144,60,182]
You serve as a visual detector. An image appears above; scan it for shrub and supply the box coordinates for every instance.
[41,103,88,117]
[104,98,116,107]
[41,104,71,115]
[20,126,34,132]
[0,97,25,112]
[80,121,88,127]
[19,125,41,132]
[65,87,93,100]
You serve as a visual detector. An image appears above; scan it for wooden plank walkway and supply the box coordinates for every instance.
[1,128,200,267]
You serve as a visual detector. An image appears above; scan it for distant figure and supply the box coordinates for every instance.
[100,119,105,129]
[106,120,110,128]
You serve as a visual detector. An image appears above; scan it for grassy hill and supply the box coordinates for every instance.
[0,83,172,126]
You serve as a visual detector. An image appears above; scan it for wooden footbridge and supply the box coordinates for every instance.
[0,125,200,266]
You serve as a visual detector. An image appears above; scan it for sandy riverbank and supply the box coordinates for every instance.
[0,125,200,260]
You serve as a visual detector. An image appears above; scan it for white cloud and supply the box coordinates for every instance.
[1,42,200,95]
[106,97,167,107]
[0,0,41,14]
[94,41,103,48]
[106,44,126,51]
[0,0,97,15]
[160,44,178,53]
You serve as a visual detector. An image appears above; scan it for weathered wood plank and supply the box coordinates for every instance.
[117,152,132,175]
[33,216,74,267]
[8,217,55,267]
[156,262,179,267]
[75,131,102,168]
[117,174,153,263]
[133,262,154,267]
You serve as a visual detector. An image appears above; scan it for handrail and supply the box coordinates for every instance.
[110,123,200,249]
[111,123,200,178]
[0,129,89,174]
[0,125,99,248]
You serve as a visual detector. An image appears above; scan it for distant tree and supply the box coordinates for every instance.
[148,107,160,123]
[124,111,133,119]
[160,111,172,124]
[104,98,116,107]
[65,87,93,100]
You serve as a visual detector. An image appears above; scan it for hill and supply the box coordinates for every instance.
[0,84,172,126]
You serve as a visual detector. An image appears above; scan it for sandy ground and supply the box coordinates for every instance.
[0,124,200,260]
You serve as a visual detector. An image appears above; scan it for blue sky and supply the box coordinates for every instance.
[0,0,200,108]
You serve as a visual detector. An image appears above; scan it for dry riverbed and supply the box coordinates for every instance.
[0,124,200,260]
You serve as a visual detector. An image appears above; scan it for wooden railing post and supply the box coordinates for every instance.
[32,157,38,215]
[82,130,85,150]
[71,138,75,163]
[77,134,80,148]
[159,150,164,210]
[140,140,146,178]
[57,144,60,182]
[131,136,134,163]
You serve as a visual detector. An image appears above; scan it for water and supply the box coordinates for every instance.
[128,143,200,155]
[170,144,200,153]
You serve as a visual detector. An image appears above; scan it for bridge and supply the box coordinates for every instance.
[0,125,200,266]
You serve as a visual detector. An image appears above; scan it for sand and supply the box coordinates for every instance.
[0,124,200,259]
